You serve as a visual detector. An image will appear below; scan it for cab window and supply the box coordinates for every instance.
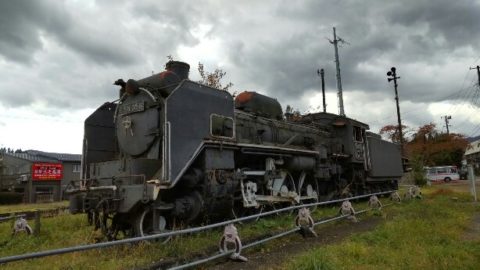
[353,126,363,142]
[210,114,234,138]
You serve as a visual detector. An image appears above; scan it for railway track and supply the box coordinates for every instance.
[0,191,399,268]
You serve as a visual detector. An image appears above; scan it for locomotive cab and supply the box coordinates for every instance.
[297,112,369,164]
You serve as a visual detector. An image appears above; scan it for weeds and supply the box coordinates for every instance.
[2,187,476,270]
[284,188,480,270]
[0,202,342,269]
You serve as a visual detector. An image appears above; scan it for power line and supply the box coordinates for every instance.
[467,124,480,137]
[372,71,476,126]
[447,81,477,119]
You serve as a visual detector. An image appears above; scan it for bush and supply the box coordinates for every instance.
[411,155,427,186]
[0,192,24,205]
[413,170,427,186]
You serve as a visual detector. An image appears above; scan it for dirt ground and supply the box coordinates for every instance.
[462,213,480,241]
[436,180,480,196]
[209,215,383,270]
[209,181,480,270]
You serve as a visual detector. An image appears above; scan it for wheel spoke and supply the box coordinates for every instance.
[134,207,172,243]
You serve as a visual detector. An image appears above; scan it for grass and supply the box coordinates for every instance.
[2,185,477,269]
[283,187,480,270]
[0,203,341,270]
[0,201,69,214]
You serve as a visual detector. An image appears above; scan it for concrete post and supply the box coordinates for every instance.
[468,165,477,202]
[34,210,40,236]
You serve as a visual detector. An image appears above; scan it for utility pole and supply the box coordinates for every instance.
[470,65,480,88]
[387,67,404,159]
[329,27,347,116]
[442,115,452,134]
[317,68,327,113]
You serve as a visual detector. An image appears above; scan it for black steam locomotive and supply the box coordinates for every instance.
[68,61,402,239]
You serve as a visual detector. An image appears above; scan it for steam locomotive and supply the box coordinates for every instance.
[68,61,402,239]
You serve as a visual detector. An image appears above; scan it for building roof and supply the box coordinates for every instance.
[25,150,81,162]
[3,152,57,162]
[2,150,81,163]
[465,139,480,156]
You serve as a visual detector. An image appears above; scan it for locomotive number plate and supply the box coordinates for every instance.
[119,102,145,115]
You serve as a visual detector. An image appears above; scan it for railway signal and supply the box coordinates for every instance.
[387,67,404,159]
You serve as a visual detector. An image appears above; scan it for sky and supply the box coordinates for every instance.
[1,0,480,154]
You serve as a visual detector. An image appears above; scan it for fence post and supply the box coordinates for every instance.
[34,210,41,236]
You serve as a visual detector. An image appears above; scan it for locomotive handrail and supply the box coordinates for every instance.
[65,174,147,194]
[139,87,157,102]
[0,190,394,264]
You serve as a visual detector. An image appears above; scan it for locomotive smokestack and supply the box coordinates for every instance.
[166,61,190,80]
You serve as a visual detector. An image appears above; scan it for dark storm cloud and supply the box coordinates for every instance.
[1,0,479,117]
[387,0,480,47]
[0,0,209,109]
[0,0,136,66]
[0,1,50,63]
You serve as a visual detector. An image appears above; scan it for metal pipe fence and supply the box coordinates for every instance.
[0,207,68,220]
[0,214,26,223]
[169,208,375,270]
[0,190,394,265]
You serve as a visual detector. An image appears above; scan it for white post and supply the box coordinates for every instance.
[468,165,477,202]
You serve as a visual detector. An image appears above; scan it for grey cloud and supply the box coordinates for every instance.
[0,0,138,66]
[0,0,479,138]
[0,1,48,63]
[0,87,35,107]
[387,0,480,48]
[249,0,480,106]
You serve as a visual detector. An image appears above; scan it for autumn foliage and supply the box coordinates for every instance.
[406,123,468,167]
[379,124,409,143]
[380,123,469,168]
[166,55,233,92]
[197,63,233,91]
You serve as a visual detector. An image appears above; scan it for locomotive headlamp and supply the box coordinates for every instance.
[125,79,140,95]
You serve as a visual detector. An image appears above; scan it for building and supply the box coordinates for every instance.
[464,139,480,170]
[0,150,81,203]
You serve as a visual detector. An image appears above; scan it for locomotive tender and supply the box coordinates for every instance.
[68,61,403,239]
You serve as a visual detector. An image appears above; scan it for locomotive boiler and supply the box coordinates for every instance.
[68,61,402,239]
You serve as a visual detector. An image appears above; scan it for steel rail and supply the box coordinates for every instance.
[169,208,375,270]
[0,190,394,264]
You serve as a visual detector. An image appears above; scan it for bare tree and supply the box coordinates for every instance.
[197,63,233,91]
[165,56,234,92]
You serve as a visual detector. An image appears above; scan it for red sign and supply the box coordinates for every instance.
[32,163,63,181]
